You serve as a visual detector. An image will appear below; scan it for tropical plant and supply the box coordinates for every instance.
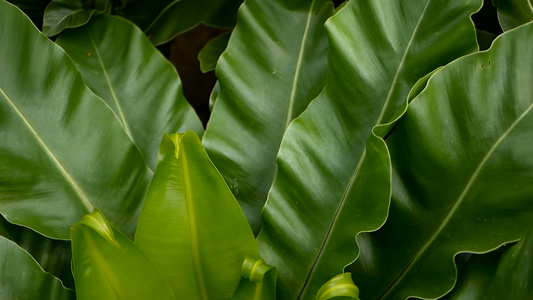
[0,0,532,299]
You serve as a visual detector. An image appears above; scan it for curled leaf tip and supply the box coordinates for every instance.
[79,209,120,248]
[316,273,360,300]
[242,257,273,283]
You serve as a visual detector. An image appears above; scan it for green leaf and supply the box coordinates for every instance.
[492,0,533,30]
[232,258,277,300]
[8,0,50,28]
[444,230,533,299]
[0,215,74,288]
[71,210,175,300]
[256,0,482,299]
[134,131,258,299]
[316,273,359,300]
[198,31,231,73]
[349,22,533,300]
[0,0,151,239]
[144,0,242,45]
[202,0,334,233]
[56,15,204,170]
[0,235,74,300]
[113,0,173,30]
[42,0,108,36]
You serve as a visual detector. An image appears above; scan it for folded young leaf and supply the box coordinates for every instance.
[0,235,74,300]
[56,15,204,170]
[349,22,533,300]
[71,210,175,300]
[134,131,258,299]
[256,0,482,298]
[43,0,108,36]
[0,0,151,239]
[232,258,277,300]
[203,0,334,234]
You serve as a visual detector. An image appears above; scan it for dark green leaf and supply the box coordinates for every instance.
[71,210,175,300]
[492,0,533,30]
[0,0,151,239]
[42,0,108,36]
[203,0,334,233]
[198,31,231,73]
[145,0,242,45]
[56,15,204,170]
[0,235,74,300]
[443,229,533,299]
[134,132,258,299]
[256,0,482,298]
[0,215,74,289]
[349,22,533,300]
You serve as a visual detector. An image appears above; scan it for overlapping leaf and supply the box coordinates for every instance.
[443,230,533,299]
[0,0,151,239]
[144,0,242,45]
[492,0,533,30]
[256,0,482,298]
[42,0,108,36]
[0,235,74,300]
[349,22,533,300]
[56,15,203,170]
[134,132,258,299]
[71,210,175,300]
[202,0,334,233]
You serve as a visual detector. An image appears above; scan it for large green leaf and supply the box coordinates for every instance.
[0,215,73,288]
[71,210,175,300]
[492,0,533,30]
[134,132,258,299]
[0,235,74,300]
[443,230,533,299]
[42,0,108,36]
[202,0,334,233]
[0,0,151,239]
[56,15,203,170]
[144,0,242,45]
[349,22,533,300]
[256,0,482,299]
[113,0,173,30]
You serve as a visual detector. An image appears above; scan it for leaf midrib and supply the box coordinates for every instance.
[296,1,432,298]
[380,100,533,299]
[284,0,316,129]
[87,30,134,139]
[0,87,94,213]
[179,142,208,300]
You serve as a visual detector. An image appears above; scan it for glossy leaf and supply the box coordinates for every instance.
[71,210,175,300]
[443,230,533,299]
[0,235,74,300]
[0,215,74,288]
[492,0,533,30]
[203,0,334,233]
[198,31,231,73]
[232,258,277,300]
[8,0,50,28]
[316,273,359,300]
[349,22,533,300]
[0,0,151,239]
[42,0,108,36]
[56,15,204,170]
[134,132,258,299]
[256,0,482,298]
[144,0,242,45]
